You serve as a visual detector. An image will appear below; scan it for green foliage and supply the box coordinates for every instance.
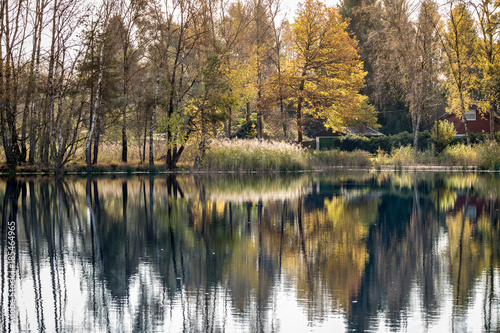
[431,120,457,153]
[309,149,371,168]
[317,131,432,154]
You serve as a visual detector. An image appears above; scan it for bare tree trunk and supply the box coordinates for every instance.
[149,73,160,166]
[412,107,422,151]
[28,0,45,165]
[29,1,44,165]
[86,3,110,168]
[1,0,21,168]
[121,41,129,162]
[122,100,128,162]
[92,115,101,165]
[143,119,147,163]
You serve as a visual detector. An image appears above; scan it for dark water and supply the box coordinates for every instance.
[1,172,500,332]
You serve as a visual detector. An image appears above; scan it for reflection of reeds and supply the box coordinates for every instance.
[204,139,307,172]
[203,174,309,203]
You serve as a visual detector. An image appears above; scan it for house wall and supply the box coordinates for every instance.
[446,110,500,135]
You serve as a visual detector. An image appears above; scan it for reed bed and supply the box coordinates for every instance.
[204,139,306,172]
[477,141,500,170]
[442,143,478,167]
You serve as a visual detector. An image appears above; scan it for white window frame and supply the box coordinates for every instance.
[465,109,476,121]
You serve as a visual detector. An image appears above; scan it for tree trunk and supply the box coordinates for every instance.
[86,31,106,168]
[411,107,421,151]
[122,104,128,162]
[228,107,232,137]
[490,101,496,140]
[121,42,129,162]
[149,73,160,166]
[279,71,286,140]
[92,115,100,165]
[29,2,43,165]
[246,102,251,133]
[296,76,306,144]
[142,119,147,164]
[0,0,21,168]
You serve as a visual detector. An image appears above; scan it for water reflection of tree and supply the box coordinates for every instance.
[348,176,444,332]
[4,173,500,332]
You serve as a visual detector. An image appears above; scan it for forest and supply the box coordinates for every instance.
[0,0,498,169]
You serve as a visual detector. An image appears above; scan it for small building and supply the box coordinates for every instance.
[309,125,384,150]
[437,106,500,136]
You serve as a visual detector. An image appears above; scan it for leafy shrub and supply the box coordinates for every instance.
[318,131,432,154]
[431,120,456,153]
[309,149,371,168]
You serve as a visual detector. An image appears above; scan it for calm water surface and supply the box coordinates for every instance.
[1,172,500,332]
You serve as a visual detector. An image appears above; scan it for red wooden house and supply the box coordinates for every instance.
[438,106,500,136]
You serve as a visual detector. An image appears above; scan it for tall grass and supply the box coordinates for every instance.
[442,143,478,167]
[204,139,306,172]
[72,139,171,164]
[390,145,415,167]
[477,141,500,170]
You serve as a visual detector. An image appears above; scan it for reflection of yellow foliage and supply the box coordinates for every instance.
[432,188,457,212]
[446,211,481,305]
[446,174,477,191]
[283,196,378,313]
[225,238,260,312]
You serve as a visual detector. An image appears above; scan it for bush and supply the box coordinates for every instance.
[309,149,371,168]
[431,120,456,153]
[318,131,432,154]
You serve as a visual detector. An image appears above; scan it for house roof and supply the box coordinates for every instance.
[311,126,385,138]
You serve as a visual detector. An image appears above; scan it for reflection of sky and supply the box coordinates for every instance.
[8,223,499,332]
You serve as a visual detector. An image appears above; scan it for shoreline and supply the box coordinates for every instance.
[0,163,492,176]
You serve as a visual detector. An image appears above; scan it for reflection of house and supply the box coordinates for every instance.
[450,195,497,222]
[434,106,500,136]
[307,126,384,150]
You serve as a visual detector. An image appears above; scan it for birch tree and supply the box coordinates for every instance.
[85,0,113,168]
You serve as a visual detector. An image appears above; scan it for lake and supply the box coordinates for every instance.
[1,171,499,332]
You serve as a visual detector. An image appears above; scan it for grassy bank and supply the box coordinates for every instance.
[204,139,500,172]
[376,141,500,170]
[2,138,500,174]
